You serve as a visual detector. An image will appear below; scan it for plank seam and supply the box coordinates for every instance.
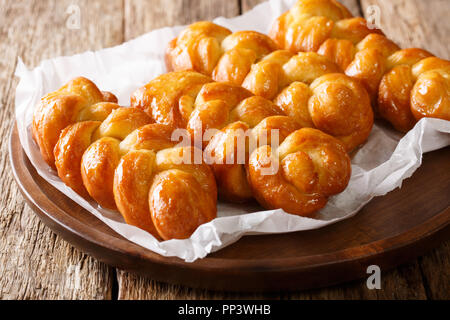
[417,256,433,300]
[356,0,364,17]
[121,0,126,43]
[112,268,119,300]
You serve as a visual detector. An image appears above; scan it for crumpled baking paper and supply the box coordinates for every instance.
[14,0,450,262]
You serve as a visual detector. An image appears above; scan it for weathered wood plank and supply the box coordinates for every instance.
[241,0,361,17]
[117,259,430,300]
[337,0,363,16]
[293,261,428,300]
[124,0,240,40]
[240,0,266,13]
[361,0,450,59]
[417,241,450,300]
[0,0,123,299]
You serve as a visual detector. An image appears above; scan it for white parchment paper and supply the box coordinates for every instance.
[14,0,450,262]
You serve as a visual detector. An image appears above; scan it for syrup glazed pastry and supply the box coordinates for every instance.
[132,71,298,201]
[132,71,352,209]
[32,77,119,168]
[165,21,278,80]
[114,145,217,240]
[132,72,351,213]
[165,23,373,151]
[247,128,351,217]
[270,0,450,132]
[33,78,217,240]
[134,68,373,152]
[204,114,301,202]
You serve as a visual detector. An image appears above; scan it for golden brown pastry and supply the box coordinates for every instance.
[270,67,373,151]
[132,71,310,202]
[270,0,379,54]
[114,146,217,240]
[32,77,119,167]
[132,72,352,211]
[269,0,450,131]
[379,56,450,131]
[247,128,351,216]
[166,24,374,151]
[132,72,296,201]
[78,108,154,209]
[166,21,278,79]
[204,115,300,202]
[130,71,213,129]
[34,78,217,240]
[131,72,270,149]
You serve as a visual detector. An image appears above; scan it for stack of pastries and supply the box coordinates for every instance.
[32,0,449,241]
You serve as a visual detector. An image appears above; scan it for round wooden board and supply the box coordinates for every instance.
[9,124,450,292]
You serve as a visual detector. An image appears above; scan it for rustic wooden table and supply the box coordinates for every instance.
[0,0,449,300]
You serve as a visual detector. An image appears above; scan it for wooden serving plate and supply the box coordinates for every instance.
[9,124,450,292]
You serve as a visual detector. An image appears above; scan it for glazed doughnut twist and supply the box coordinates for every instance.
[130,71,278,139]
[270,0,377,54]
[131,71,297,202]
[247,127,351,217]
[166,21,278,79]
[204,113,301,202]
[33,77,217,240]
[166,24,374,151]
[270,0,450,131]
[131,71,352,213]
[32,77,119,168]
[246,53,373,151]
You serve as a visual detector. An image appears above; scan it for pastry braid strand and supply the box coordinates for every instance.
[132,71,296,201]
[33,78,217,240]
[270,0,450,131]
[32,77,119,167]
[165,26,375,152]
[133,71,351,213]
[248,127,351,216]
[204,114,301,202]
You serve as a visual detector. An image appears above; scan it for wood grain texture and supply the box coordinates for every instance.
[116,263,428,300]
[1,0,449,300]
[124,0,240,40]
[361,0,450,59]
[417,238,450,299]
[241,0,362,16]
[0,0,123,299]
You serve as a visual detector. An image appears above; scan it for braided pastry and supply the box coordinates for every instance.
[270,0,450,131]
[131,71,258,141]
[130,70,262,131]
[33,78,217,240]
[133,71,352,211]
[132,71,297,201]
[204,115,300,202]
[32,77,119,167]
[270,0,378,53]
[114,145,217,240]
[166,21,278,78]
[165,26,374,152]
[247,127,351,216]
